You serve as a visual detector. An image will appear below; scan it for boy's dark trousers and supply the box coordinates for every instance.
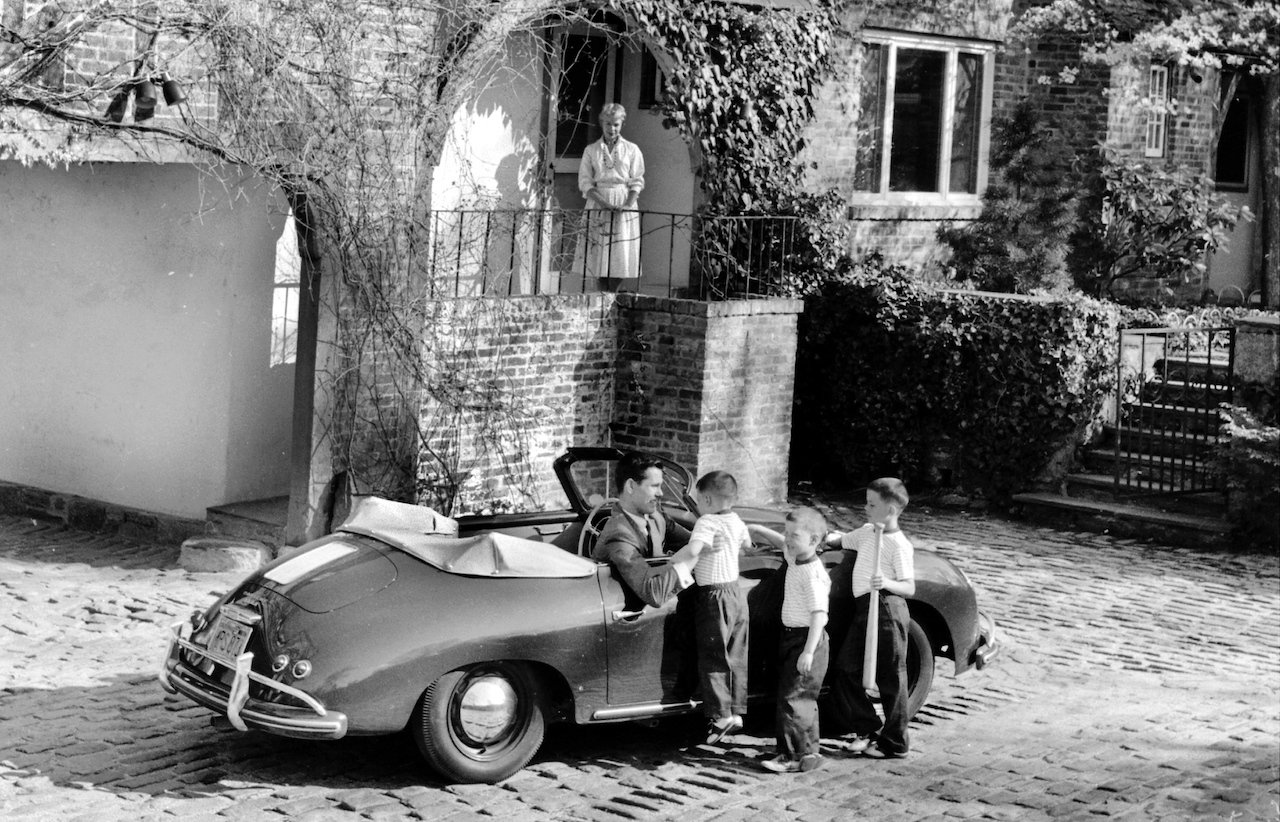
[830,592,910,755]
[694,582,749,720]
[776,626,829,759]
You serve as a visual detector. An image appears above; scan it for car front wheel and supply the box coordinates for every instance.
[414,662,546,784]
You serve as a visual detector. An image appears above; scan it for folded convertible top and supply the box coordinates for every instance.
[338,496,597,579]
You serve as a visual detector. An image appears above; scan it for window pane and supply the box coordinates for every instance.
[1214,94,1248,188]
[950,53,983,194]
[854,43,886,192]
[556,35,610,158]
[889,48,945,192]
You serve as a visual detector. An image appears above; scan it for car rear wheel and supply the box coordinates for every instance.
[905,618,935,718]
[414,662,545,784]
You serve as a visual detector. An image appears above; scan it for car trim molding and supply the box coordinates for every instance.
[590,699,700,722]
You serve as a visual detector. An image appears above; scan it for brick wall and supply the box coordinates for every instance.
[613,295,803,505]
[802,1,1016,271]
[404,294,802,514]
[412,295,618,513]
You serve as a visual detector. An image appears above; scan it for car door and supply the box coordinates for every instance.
[601,549,797,711]
[600,559,696,707]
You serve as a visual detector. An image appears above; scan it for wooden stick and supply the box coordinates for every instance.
[862,523,884,692]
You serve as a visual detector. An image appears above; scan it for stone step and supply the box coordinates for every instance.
[1010,491,1228,549]
[1062,473,1228,518]
[1107,402,1221,436]
[1080,449,1221,491]
[1106,427,1219,458]
[205,496,288,550]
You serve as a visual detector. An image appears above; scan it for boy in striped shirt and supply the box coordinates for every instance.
[676,470,752,743]
[826,477,916,759]
[752,507,831,773]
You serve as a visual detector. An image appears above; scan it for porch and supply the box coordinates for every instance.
[422,208,800,299]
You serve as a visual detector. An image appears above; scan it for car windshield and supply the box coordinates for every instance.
[566,456,693,513]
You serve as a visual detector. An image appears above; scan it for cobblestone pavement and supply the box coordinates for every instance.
[1,507,1277,822]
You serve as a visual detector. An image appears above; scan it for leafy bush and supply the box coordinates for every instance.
[1215,405,1280,550]
[1071,157,1247,298]
[793,260,1120,498]
[939,101,1085,293]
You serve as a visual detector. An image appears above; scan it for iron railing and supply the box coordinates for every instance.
[1114,325,1235,496]
[425,208,798,299]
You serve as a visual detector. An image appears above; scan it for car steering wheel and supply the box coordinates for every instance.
[578,497,619,558]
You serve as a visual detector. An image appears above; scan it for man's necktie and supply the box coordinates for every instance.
[645,517,656,557]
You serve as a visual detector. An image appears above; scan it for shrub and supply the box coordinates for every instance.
[1071,156,1248,299]
[939,101,1084,293]
[793,260,1120,498]
[1215,405,1280,551]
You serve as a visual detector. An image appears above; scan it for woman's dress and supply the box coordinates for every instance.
[577,137,645,282]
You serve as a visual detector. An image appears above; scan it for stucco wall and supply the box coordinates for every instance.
[0,161,293,519]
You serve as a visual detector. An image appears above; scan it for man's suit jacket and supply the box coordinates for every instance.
[591,503,692,608]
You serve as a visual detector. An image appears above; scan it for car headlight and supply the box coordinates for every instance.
[291,660,312,679]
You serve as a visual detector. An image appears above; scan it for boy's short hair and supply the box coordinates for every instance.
[695,470,738,499]
[785,506,827,543]
[617,452,664,492]
[868,477,909,510]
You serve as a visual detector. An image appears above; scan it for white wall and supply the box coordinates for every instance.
[0,161,293,518]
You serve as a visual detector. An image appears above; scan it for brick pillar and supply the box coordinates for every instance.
[1233,316,1279,422]
[613,295,804,505]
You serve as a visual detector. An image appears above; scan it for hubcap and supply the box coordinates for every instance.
[457,674,518,745]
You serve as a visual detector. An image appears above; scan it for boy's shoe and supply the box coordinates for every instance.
[706,714,744,744]
[798,753,824,772]
[861,745,906,759]
[843,734,874,753]
[761,754,801,773]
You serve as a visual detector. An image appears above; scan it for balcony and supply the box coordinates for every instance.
[425,209,800,300]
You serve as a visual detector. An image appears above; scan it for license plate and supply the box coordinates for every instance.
[204,614,252,665]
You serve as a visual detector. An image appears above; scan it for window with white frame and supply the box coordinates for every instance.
[271,209,302,367]
[853,31,994,200]
[1144,65,1169,158]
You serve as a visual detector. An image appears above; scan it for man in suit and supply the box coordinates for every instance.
[592,452,693,609]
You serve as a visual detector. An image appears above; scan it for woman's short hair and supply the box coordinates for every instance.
[599,102,627,122]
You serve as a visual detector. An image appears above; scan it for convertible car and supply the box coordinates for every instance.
[160,447,998,783]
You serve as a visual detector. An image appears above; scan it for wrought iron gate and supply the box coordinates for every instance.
[1113,325,1235,496]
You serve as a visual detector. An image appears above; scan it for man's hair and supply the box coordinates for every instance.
[785,507,827,543]
[695,470,738,499]
[868,477,910,510]
[617,452,664,493]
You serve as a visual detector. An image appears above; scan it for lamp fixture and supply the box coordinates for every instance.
[133,78,157,122]
[100,72,186,124]
[103,90,129,123]
[160,72,186,105]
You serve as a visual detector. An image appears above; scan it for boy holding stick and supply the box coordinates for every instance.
[825,478,915,759]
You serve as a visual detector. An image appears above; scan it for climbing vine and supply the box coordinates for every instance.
[609,0,848,296]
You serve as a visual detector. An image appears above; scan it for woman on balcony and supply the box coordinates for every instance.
[579,103,645,291]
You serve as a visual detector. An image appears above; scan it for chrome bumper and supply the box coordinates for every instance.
[971,611,1000,670]
[159,621,347,740]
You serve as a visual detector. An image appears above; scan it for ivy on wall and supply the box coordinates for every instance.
[607,0,847,295]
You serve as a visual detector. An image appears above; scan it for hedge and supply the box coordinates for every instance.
[793,268,1120,499]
